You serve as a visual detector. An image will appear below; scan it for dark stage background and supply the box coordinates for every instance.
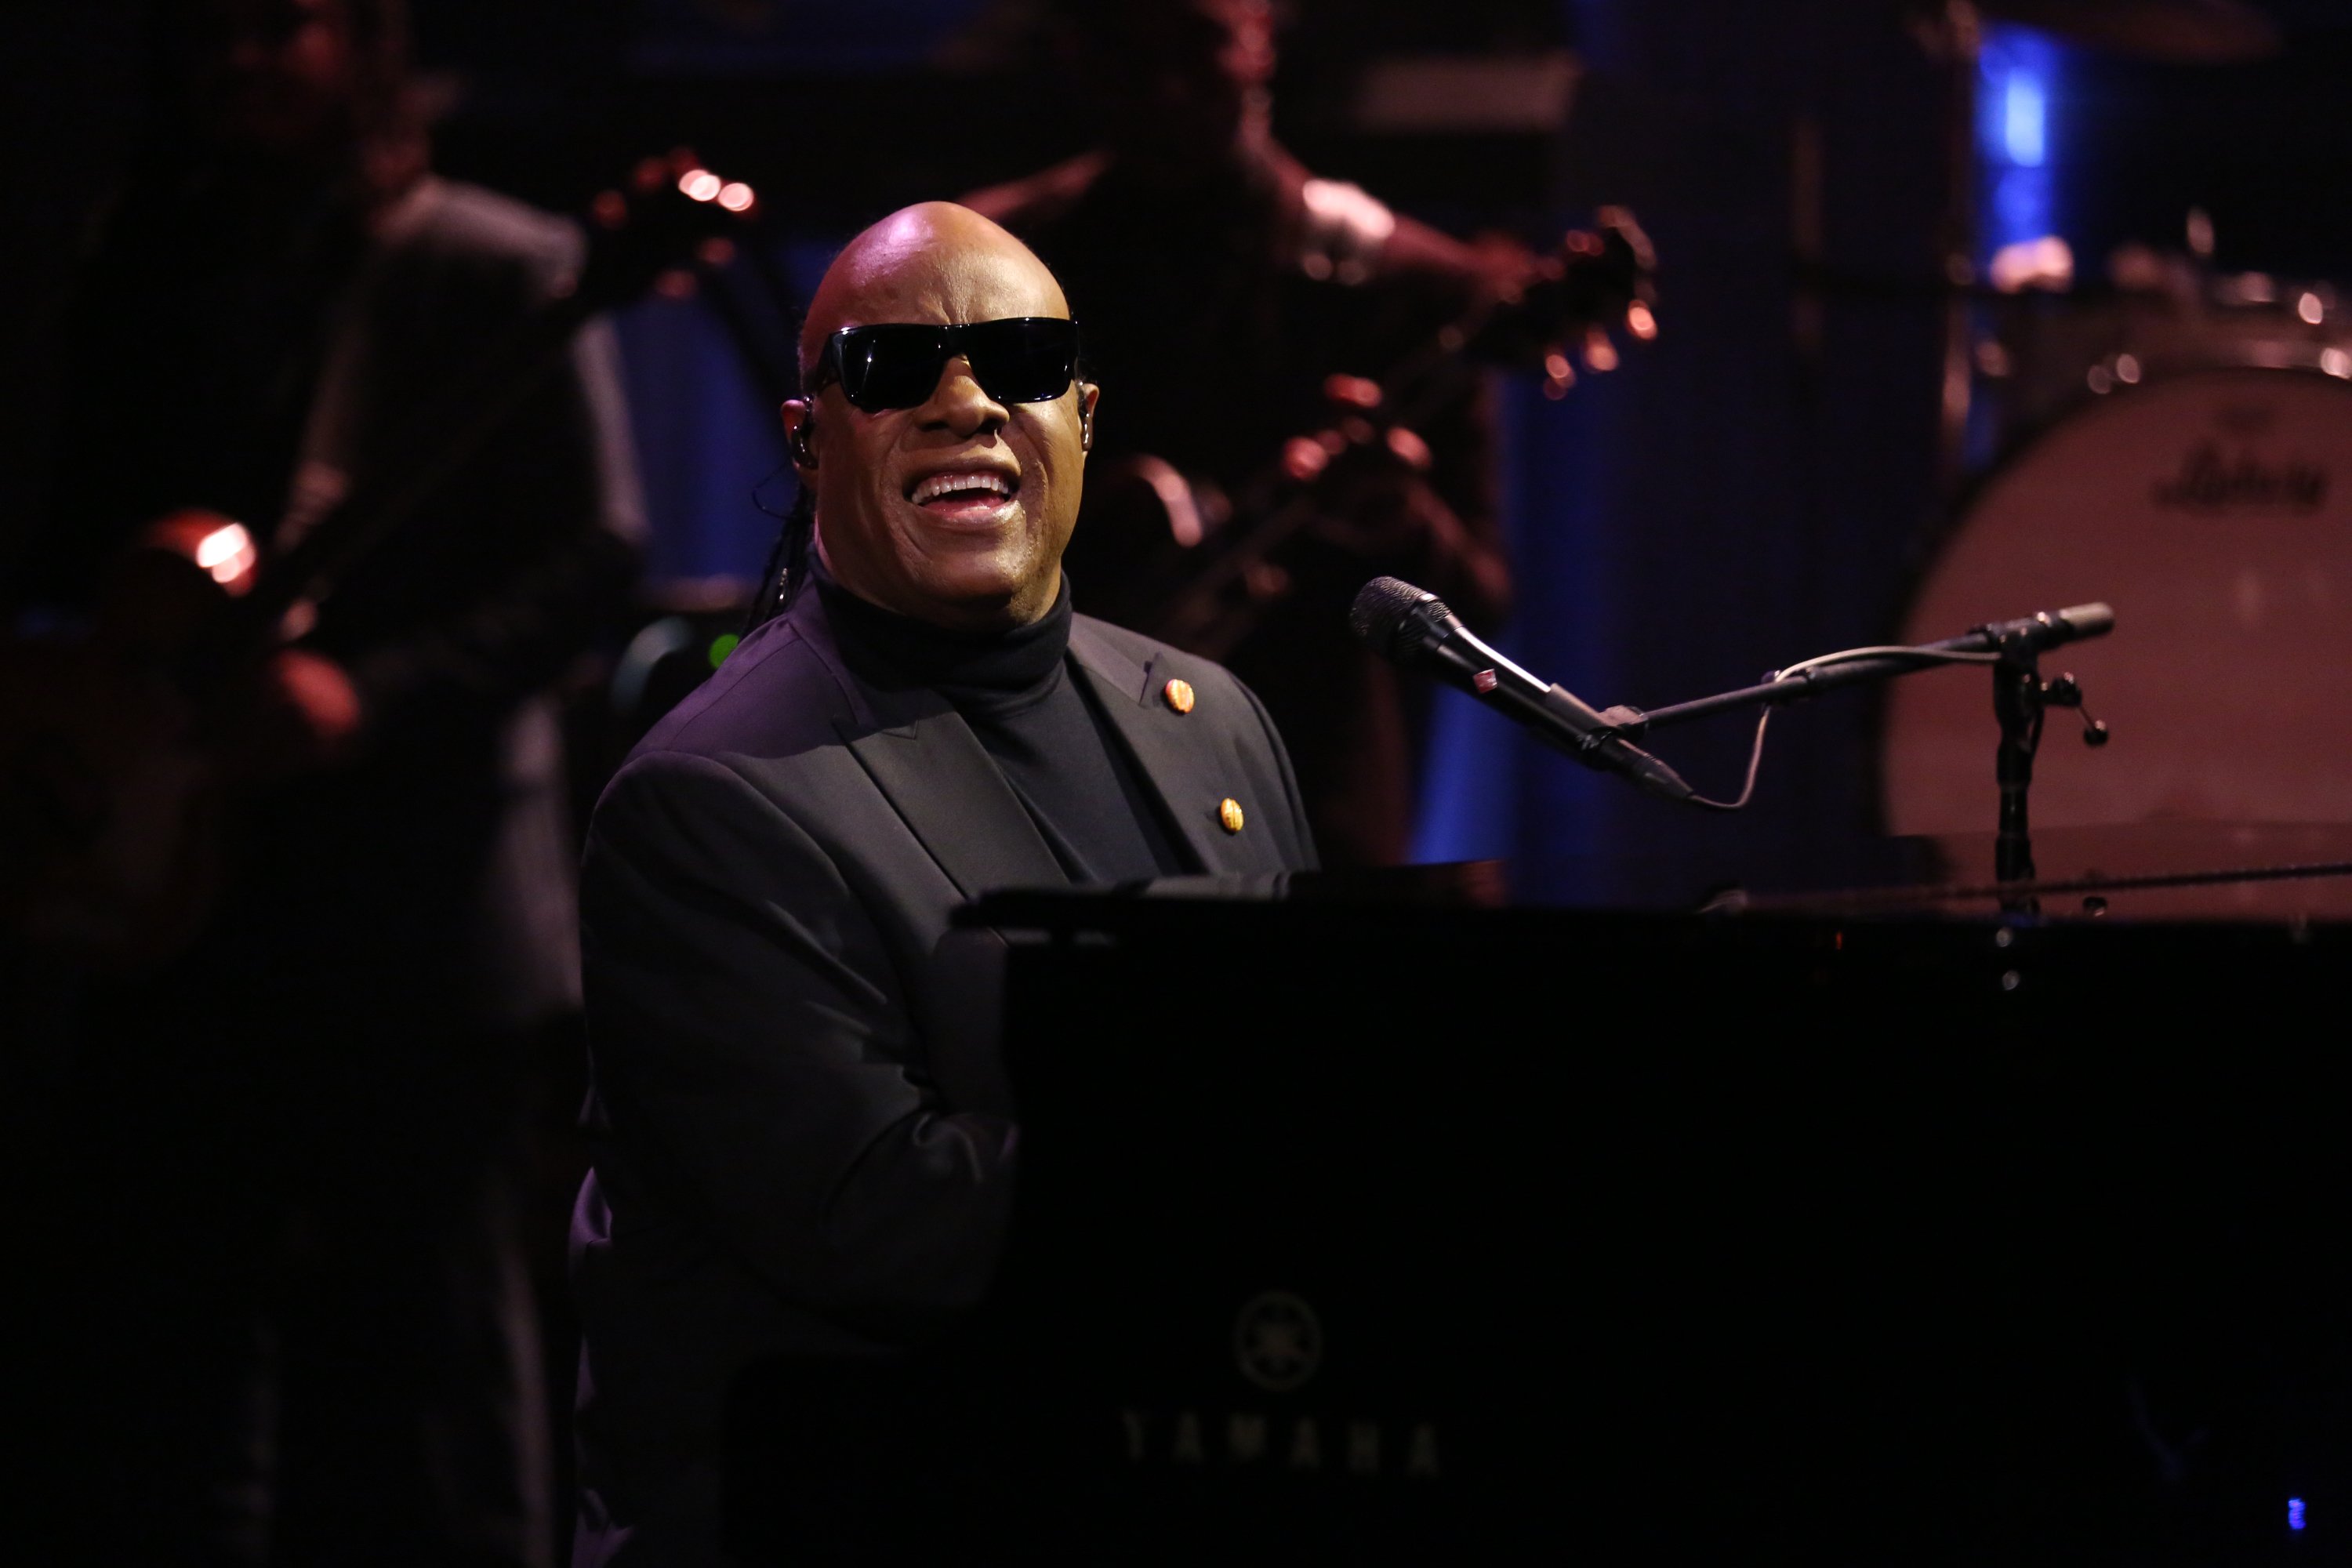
[9,1,2352,1559]
[15,0,2352,874]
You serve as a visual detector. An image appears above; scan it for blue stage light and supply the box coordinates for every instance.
[1978,26,2061,252]
[2002,76,2046,167]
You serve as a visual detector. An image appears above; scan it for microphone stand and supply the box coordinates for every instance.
[1594,608,2112,888]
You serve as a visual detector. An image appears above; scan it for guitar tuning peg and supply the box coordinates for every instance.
[1282,436,1331,482]
[1541,350,1576,400]
[1385,425,1433,472]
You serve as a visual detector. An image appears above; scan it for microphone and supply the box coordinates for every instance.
[1350,576,1694,803]
[1958,601,2114,654]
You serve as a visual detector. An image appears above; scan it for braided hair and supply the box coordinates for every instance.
[742,476,815,633]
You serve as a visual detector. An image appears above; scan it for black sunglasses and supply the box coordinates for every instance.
[806,318,1081,412]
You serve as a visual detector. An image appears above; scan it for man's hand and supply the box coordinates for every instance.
[230,648,366,777]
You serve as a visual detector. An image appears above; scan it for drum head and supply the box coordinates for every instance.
[1884,368,2352,833]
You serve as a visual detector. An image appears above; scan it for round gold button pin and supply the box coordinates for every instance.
[1218,797,1245,834]
[1163,677,1196,715]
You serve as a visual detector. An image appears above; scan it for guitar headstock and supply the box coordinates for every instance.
[1487,206,1660,398]
[572,149,761,314]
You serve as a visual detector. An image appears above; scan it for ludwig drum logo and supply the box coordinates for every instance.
[2153,439,2327,513]
[1234,1290,1322,1393]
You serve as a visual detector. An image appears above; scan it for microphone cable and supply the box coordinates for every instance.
[1681,644,2002,811]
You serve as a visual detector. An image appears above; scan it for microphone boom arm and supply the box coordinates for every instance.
[1348,573,2114,841]
[1592,603,2114,877]
[1598,604,2114,739]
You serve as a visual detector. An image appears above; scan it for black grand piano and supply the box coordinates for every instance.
[727,823,2352,1566]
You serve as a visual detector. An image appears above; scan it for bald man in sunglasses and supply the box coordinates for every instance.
[568,202,1316,1563]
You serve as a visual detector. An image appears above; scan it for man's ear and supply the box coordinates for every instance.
[782,398,817,469]
[1078,382,1100,452]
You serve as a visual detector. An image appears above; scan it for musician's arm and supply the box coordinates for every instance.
[1320,211,1514,630]
[340,318,643,724]
[580,749,1018,1332]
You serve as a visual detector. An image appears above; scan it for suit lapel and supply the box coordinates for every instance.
[795,594,1065,900]
[1069,622,1262,874]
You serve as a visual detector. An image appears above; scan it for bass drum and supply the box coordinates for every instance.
[1883,366,2352,833]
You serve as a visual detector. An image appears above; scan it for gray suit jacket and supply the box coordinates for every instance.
[570,583,1316,1562]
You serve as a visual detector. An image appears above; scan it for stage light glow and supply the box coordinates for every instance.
[679,169,723,203]
[717,181,756,213]
[2002,76,2046,166]
[707,633,740,669]
[2299,292,2325,325]
[1980,27,2060,257]
[1989,235,2074,293]
[2290,1497,2307,1531]
[194,521,257,586]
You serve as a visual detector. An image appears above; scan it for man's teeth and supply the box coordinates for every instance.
[912,471,1014,505]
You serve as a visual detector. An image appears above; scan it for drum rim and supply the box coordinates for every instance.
[1913,362,2352,603]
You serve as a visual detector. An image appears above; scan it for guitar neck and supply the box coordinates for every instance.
[241,286,600,640]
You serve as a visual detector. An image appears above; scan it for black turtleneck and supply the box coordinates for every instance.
[812,561,1189,884]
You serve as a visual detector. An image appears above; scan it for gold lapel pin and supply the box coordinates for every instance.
[1218,797,1246,834]
[1163,677,1196,715]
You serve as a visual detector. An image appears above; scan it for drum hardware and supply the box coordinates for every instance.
[1975,209,2352,441]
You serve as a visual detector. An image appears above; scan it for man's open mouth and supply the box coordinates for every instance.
[906,468,1022,523]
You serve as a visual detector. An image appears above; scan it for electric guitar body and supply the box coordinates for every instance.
[1084,209,1658,662]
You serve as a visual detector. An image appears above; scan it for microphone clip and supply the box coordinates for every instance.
[1595,703,1649,739]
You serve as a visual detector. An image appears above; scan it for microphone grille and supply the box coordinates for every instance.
[1349,576,1439,659]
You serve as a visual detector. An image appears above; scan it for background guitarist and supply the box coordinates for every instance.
[968,0,1515,867]
[9,0,641,1560]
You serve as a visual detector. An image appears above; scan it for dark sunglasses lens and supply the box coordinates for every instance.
[837,327,951,411]
[830,320,1077,409]
[964,318,1078,403]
